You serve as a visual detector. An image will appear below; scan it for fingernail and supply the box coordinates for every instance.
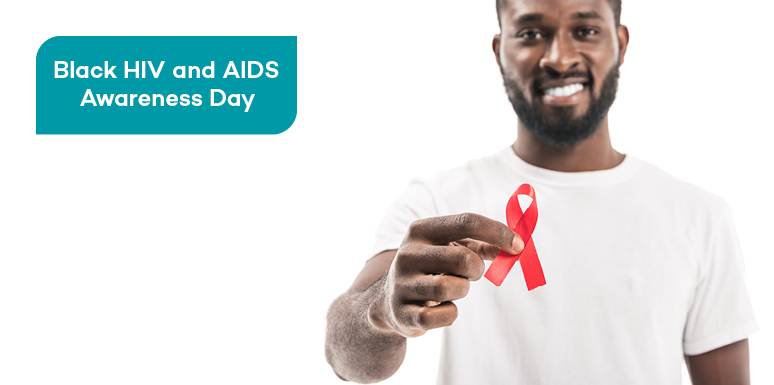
[512,236,524,253]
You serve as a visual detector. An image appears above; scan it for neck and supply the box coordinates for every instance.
[512,116,624,172]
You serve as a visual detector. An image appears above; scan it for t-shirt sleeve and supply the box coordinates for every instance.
[682,202,760,355]
[369,178,439,259]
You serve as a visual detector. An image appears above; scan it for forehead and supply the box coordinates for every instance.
[503,0,615,25]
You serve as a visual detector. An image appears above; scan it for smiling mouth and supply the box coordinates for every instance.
[543,83,584,97]
[538,81,588,106]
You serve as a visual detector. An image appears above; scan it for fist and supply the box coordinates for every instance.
[380,213,523,337]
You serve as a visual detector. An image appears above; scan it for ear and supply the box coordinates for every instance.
[492,33,503,70]
[617,25,630,65]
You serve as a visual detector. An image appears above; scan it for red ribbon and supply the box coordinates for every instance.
[484,183,546,290]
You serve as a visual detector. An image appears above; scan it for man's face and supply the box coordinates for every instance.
[495,0,626,146]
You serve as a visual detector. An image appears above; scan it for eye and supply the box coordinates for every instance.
[576,27,599,37]
[518,30,544,40]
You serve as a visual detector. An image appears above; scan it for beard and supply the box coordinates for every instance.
[503,64,620,146]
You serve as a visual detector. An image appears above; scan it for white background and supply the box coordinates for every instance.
[1,0,772,384]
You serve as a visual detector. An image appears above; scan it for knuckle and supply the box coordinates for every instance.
[442,303,459,327]
[396,305,414,328]
[459,279,471,298]
[452,247,470,273]
[390,276,415,302]
[418,245,443,263]
[400,275,421,294]
[453,213,479,232]
[435,276,470,301]
[461,247,485,280]
[394,246,420,273]
[470,259,485,281]
[406,278,429,298]
[392,253,408,274]
[407,219,426,238]
[433,275,450,298]
[417,307,434,329]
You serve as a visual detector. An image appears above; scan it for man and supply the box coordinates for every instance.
[325,0,759,383]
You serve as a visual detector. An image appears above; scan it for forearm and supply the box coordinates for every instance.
[325,274,407,383]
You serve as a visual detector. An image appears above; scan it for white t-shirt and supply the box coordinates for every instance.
[371,147,759,385]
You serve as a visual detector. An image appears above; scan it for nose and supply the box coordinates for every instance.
[539,33,581,75]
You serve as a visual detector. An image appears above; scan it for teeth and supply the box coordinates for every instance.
[545,83,584,97]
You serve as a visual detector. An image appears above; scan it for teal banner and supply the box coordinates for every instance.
[36,36,297,134]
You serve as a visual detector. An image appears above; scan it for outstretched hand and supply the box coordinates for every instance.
[371,213,524,337]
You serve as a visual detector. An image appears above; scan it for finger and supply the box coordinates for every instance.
[453,238,503,261]
[398,274,471,303]
[399,245,485,280]
[408,213,524,254]
[396,302,458,332]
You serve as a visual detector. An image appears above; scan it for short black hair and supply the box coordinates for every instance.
[496,0,622,28]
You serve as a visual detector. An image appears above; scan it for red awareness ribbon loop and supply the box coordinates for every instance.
[484,183,546,290]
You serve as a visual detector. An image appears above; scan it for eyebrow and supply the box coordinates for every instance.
[514,11,603,24]
[516,13,543,23]
[571,11,602,20]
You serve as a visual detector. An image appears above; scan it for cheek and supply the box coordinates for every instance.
[501,48,541,97]
[512,48,540,77]
[586,51,617,93]
[500,37,540,74]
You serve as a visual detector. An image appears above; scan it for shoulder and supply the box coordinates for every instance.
[632,157,731,222]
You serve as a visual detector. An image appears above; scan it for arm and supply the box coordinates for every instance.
[325,213,523,383]
[685,339,750,385]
